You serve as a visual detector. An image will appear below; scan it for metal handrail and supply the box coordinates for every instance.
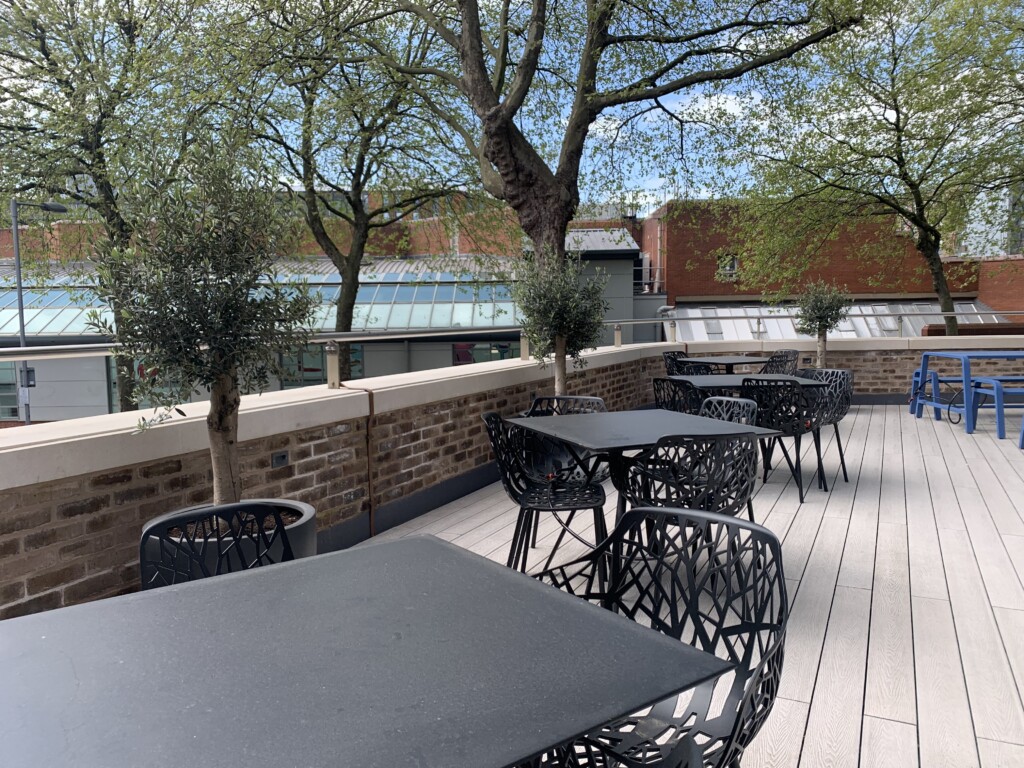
[2,309,1023,362]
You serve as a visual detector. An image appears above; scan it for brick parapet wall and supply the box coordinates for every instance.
[367,357,659,510]
[3,340,1022,621]
[0,417,368,620]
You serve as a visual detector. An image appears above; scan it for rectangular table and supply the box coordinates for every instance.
[669,373,827,391]
[911,350,1024,433]
[682,355,770,373]
[0,536,731,768]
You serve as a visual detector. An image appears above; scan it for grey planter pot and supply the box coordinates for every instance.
[139,499,317,587]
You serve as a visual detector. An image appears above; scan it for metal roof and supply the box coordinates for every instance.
[0,257,520,339]
[666,300,1005,341]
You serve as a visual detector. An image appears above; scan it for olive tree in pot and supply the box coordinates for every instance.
[91,138,320,561]
[795,281,851,368]
[512,253,609,395]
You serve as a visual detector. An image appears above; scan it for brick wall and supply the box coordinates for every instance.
[0,417,368,620]
[653,201,979,302]
[978,257,1024,322]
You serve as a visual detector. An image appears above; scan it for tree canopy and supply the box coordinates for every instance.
[704,0,1024,334]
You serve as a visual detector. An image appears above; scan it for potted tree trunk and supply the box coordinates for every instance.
[91,134,320,564]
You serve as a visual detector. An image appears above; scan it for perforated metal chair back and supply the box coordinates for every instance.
[662,350,689,374]
[535,507,788,768]
[759,349,799,375]
[653,377,705,414]
[526,395,607,416]
[620,433,759,519]
[740,377,817,436]
[482,411,607,572]
[139,502,295,590]
[699,395,758,425]
[802,368,854,424]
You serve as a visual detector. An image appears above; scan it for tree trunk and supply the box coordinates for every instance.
[554,335,567,395]
[817,332,827,368]
[917,233,958,336]
[207,370,242,505]
[334,225,369,381]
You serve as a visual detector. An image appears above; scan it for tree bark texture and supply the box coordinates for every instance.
[917,233,959,336]
[207,370,242,505]
[553,335,567,395]
[817,332,827,368]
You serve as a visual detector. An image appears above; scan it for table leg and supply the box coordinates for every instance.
[913,354,929,419]
[962,357,975,433]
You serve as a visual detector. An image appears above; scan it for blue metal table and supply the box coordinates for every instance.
[911,350,1024,433]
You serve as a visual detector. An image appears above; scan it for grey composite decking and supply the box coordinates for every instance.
[376,405,1024,768]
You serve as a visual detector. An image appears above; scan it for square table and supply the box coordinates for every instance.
[507,409,778,518]
[681,355,771,373]
[668,373,827,391]
[911,350,1024,433]
[0,536,731,768]
[507,409,776,454]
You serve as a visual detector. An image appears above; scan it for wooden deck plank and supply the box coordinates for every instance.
[779,516,850,703]
[902,445,949,601]
[913,596,980,768]
[837,407,882,590]
[823,404,873,521]
[939,529,1024,744]
[978,738,1024,768]
[879,404,908,525]
[860,716,919,768]
[799,585,871,768]
[865,522,917,724]
[993,608,1024,714]
[743,696,809,768]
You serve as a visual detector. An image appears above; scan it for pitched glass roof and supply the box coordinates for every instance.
[0,258,520,338]
[666,300,1004,341]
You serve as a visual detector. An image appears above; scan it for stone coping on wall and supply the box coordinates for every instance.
[3,335,1023,492]
[0,385,370,491]
[342,343,666,413]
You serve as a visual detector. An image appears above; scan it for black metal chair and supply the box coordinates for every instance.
[527,395,608,416]
[652,377,706,414]
[534,508,789,768]
[618,433,759,521]
[482,412,607,572]
[740,377,821,503]
[759,349,799,375]
[662,350,688,374]
[139,501,295,589]
[524,395,611,544]
[801,369,854,483]
[699,395,758,426]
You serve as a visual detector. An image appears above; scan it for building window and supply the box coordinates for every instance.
[452,342,519,365]
[0,362,18,420]
[716,254,739,282]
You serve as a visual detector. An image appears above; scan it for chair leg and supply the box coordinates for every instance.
[833,422,848,482]
[507,509,531,571]
[543,511,576,571]
[531,510,540,547]
[777,435,804,503]
[813,429,828,492]
[746,499,755,522]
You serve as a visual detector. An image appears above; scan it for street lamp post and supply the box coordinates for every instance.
[9,199,67,425]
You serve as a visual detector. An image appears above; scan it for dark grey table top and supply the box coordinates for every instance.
[0,536,731,768]
[507,409,776,452]
[669,374,827,389]
[683,355,771,367]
